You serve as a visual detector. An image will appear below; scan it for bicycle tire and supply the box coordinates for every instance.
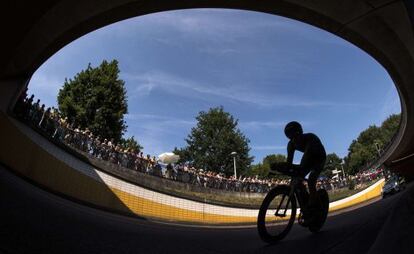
[309,189,329,233]
[257,185,297,243]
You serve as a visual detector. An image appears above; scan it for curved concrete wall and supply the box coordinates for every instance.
[0,0,411,225]
[1,1,414,177]
[0,112,385,224]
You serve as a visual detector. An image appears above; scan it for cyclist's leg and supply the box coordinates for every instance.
[307,159,326,207]
[300,154,325,207]
[308,170,321,207]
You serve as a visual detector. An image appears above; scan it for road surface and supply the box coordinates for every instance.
[0,165,403,254]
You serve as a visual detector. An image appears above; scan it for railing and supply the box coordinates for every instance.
[13,94,383,198]
[391,152,414,165]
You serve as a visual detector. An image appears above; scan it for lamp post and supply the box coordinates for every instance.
[341,160,346,180]
[231,152,237,179]
[374,142,381,157]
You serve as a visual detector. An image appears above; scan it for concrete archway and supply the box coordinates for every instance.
[1,1,414,178]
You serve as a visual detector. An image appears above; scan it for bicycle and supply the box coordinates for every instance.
[257,165,329,243]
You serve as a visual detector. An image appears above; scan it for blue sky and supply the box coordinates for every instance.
[28,9,401,163]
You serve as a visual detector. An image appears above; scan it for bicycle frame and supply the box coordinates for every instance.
[275,176,309,217]
[292,176,309,210]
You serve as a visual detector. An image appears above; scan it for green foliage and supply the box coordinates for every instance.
[380,114,400,143]
[178,106,253,176]
[120,136,143,152]
[249,163,266,178]
[322,153,343,178]
[173,147,192,164]
[249,154,287,178]
[344,113,400,175]
[57,60,128,142]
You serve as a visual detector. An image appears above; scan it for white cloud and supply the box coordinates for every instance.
[143,9,343,45]
[198,47,238,55]
[141,10,266,40]
[125,113,196,156]
[126,113,196,126]
[96,9,346,54]
[125,113,170,121]
[131,82,155,97]
[239,121,285,130]
[124,70,360,108]
[127,124,173,156]
[251,145,285,151]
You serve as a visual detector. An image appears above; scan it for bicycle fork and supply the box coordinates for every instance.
[274,187,295,217]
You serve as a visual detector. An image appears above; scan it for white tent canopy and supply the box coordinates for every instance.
[158,152,180,164]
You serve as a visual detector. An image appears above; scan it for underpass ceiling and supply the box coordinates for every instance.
[0,1,59,76]
[404,0,414,24]
[1,0,413,176]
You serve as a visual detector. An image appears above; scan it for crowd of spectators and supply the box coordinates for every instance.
[317,167,384,191]
[14,92,384,194]
[14,93,284,193]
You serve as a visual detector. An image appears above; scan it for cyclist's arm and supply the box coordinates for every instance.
[286,141,294,166]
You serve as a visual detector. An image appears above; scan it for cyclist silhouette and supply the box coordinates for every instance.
[279,121,326,211]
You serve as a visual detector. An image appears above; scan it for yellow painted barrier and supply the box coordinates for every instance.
[0,112,386,224]
[328,179,385,212]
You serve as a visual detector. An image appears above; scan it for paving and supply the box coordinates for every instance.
[1,165,412,254]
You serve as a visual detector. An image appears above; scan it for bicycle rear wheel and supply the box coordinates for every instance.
[309,189,329,233]
[257,185,297,243]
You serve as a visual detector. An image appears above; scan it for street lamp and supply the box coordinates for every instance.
[231,152,237,179]
[374,142,381,157]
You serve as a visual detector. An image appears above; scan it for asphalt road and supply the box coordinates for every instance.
[0,166,402,254]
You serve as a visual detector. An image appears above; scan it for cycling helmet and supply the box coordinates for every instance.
[284,121,303,138]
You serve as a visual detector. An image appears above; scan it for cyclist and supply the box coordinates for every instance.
[277,121,326,218]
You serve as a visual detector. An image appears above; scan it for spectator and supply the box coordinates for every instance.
[14,93,385,194]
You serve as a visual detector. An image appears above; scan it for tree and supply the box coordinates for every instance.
[249,163,266,178]
[380,114,401,145]
[120,136,143,152]
[344,126,382,175]
[249,154,287,178]
[323,153,342,178]
[179,106,253,176]
[344,113,400,175]
[172,147,192,164]
[57,60,128,142]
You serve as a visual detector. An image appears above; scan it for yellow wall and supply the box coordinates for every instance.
[0,112,385,224]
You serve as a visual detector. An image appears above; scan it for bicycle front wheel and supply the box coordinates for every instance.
[257,185,297,243]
